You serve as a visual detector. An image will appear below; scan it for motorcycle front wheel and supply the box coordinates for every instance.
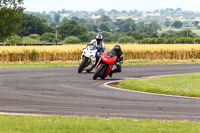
[78,58,88,73]
[93,64,106,80]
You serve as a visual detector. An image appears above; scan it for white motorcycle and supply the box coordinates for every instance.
[78,44,98,73]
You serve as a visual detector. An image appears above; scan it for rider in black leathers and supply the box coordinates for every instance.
[109,45,123,77]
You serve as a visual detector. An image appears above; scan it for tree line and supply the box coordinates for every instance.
[4,14,200,44]
[29,7,200,27]
[1,0,200,44]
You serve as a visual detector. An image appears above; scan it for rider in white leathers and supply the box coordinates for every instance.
[86,35,105,63]
[88,35,105,53]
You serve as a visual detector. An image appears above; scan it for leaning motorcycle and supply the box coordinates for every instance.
[78,45,98,73]
[93,50,117,80]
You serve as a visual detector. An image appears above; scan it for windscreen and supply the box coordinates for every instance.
[88,45,96,50]
[107,50,116,57]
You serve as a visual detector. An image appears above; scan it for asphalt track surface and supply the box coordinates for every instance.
[0,64,200,121]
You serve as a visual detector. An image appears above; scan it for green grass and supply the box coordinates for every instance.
[0,114,200,133]
[1,60,200,68]
[118,73,200,97]
[0,62,79,68]
[124,60,200,65]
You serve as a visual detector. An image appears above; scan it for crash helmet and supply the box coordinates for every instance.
[113,44,122,56]
[96,35,103,44]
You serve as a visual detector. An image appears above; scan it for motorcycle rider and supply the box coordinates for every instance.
[109,44,123,78]
[89,34,105,53]
[86,35,105,63]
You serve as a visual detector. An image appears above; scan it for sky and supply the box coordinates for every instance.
[23,0,200,12]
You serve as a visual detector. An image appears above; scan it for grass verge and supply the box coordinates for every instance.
[0,114,200,133]
[0,60,200,68]
[117,73,200,97]
[0,62,79,68]
[124,59,200,65]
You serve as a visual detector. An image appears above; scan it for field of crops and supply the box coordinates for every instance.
[0,44,200,62]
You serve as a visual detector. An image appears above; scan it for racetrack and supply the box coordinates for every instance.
[0,64,200,121]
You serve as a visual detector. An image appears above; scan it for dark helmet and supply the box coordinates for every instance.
[96,35,103,44]
[113,44,121,55]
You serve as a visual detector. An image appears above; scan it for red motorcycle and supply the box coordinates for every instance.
[93,50,117,80]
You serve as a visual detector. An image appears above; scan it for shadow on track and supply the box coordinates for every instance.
[95,78,121,81]
[78,72,95,74]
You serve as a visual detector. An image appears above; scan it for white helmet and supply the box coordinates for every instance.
[96,35,103,44]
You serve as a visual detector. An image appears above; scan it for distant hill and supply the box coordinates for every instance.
[24,8,200,25]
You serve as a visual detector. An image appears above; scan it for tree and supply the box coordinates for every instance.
[64,36,81,44]
[71,17,91,25]
[41,32,61,43]
[178,29,197,38]
[121,10,127,14]
[193,21,199,27]
[176,8,182,12]
[32,13,53,24]
[21,36,44,44]
[99,23,110,32]
[126,31,144,40]
[113,19,125,27]
[125,18,135,24]
[104,37,112,43]
[148,22,161,33]
[117,36,136,43]
[101,15,112,22]
[85,23,99,32]
[71,17,79,22]
[29,34,40,40]
[54,14,60,25]
[85,23,93,32]
[19,14,54,36]
[160,30,179,38]
[93,25,99,33]
[3,35,22,44]
[57,20,88,40]
[95,15,112,26]
[164,20,171,27]
[96,9,105,16]
[62,17,68,23]
[99,31,112,38]
[110,9,119,14]
[136,22,147,33]
[119,22,136,33]
[172,21,183,29]
[0,0,24,41]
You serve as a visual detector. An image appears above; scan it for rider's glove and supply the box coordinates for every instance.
[116,61,123,65]
[116,62,120,65]
[96,52,101,58]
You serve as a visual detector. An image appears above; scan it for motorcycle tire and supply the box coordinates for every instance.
[78,58,88,73]
[100,74,105,79]
[100,67,107,79]
[93,64,106,80]
[86,69,91,73]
